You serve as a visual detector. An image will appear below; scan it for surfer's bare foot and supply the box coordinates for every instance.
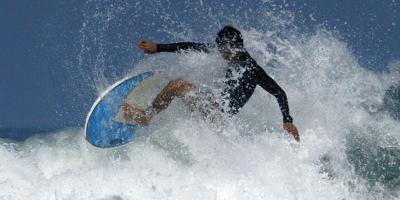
[122,102,150,126]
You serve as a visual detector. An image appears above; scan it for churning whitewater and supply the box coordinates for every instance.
[1,1,400,199]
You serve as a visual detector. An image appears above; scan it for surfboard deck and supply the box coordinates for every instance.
[84,71,156,148]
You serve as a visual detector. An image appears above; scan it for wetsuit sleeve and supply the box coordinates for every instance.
[157,42,212,53]
[256,67,293,123]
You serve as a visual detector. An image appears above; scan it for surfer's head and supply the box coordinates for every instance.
[216,26,244,60]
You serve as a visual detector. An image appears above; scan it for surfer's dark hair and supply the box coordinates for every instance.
[215,26,244,49]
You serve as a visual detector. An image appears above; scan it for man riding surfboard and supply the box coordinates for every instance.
[123,26,300,142]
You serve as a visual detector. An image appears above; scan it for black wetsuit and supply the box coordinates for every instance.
[157,42,293,123]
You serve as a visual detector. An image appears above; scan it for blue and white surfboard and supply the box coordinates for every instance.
[84,71,154,148]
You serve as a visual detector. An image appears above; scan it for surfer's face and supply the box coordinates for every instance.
[216,26,244,61]
[217,44,234,60]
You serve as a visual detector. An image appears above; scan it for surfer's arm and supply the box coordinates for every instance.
[256,66,293,123]
[157,42,212,53]
[138,40,212,54]
[256,66,300,141]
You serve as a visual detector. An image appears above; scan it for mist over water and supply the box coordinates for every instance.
[1,0,400,199]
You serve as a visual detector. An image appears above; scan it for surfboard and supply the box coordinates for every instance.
[84,71,156,148]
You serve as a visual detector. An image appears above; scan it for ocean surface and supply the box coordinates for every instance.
[1,0,399,199]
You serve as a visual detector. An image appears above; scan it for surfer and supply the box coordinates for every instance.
[123,26,300,142]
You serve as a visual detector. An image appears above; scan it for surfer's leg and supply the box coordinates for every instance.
[122,79,193,126]
[151,79,193,113]
[181,87,224,124]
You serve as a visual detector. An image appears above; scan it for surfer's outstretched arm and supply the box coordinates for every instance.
[157,42,212,53]
[255,67,300,142]
[138,40,212,53]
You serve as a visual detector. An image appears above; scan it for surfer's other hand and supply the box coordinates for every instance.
[283,122,300,142]
[138,40,157,54]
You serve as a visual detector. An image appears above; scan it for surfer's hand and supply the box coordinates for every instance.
[138,40,157,54]
[283,122,300,142]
